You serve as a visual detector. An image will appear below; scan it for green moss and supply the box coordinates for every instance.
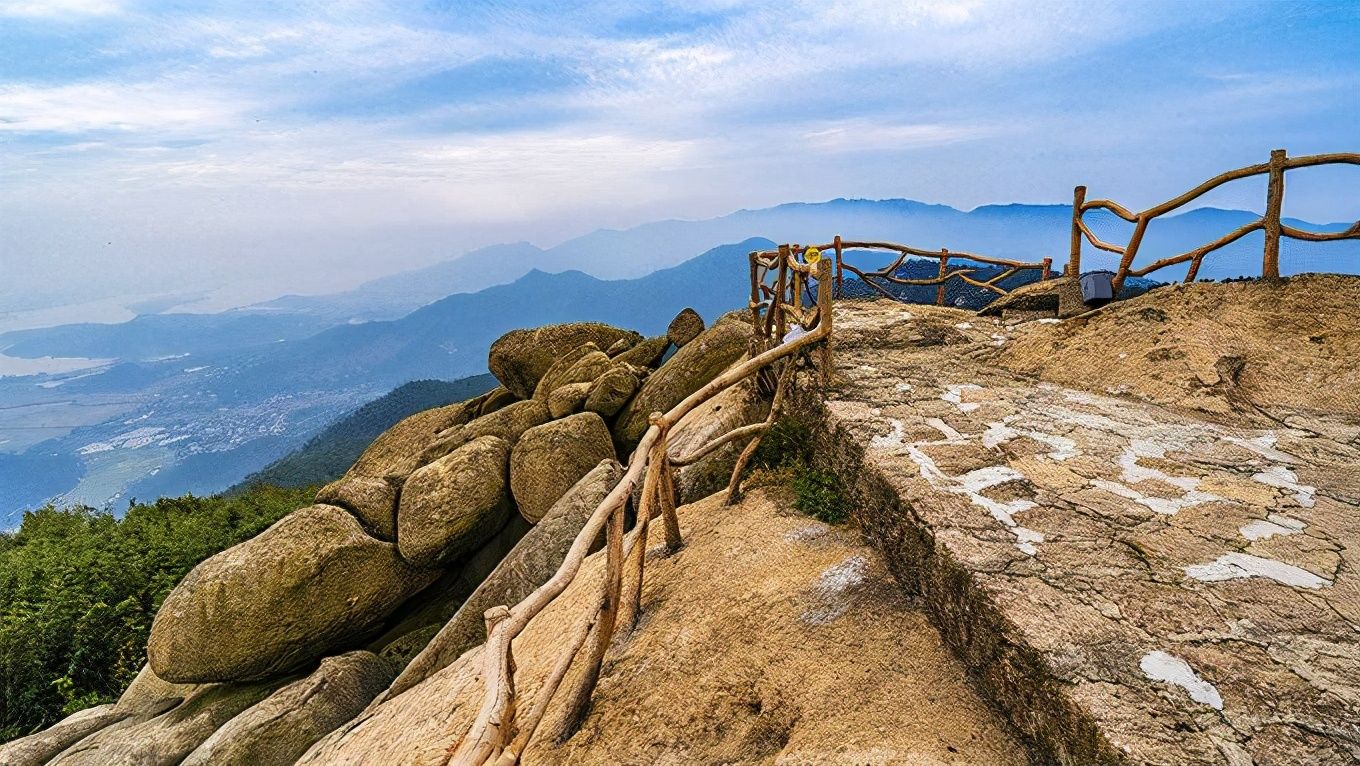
[750,416,849,524]
[793,470,850,524]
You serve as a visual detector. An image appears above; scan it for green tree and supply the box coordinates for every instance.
[0,485,313,742]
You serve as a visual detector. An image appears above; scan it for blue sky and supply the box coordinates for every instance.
[1,0,1357,316]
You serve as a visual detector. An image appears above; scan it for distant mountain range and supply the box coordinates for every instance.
[1,196,1356,521]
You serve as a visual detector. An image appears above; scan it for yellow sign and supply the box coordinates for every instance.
[804,247,821,265]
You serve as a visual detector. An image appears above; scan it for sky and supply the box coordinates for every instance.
[1,0,1357,318]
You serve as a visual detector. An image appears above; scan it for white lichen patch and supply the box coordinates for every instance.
[1140,651,1223,710]
[894,382,914,393]
[1185,553,1331,589]
[982,420,1078,460]
[924,418,964,441]
[1251,465,1316,508]
[801,555,869,625]
[869,420,906,450]
[905,448,1041,556]
[954,322,973,330]
[941,384,983,413]
[1240,514,1306,541]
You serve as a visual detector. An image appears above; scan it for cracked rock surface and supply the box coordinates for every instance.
[803,298,1360,765]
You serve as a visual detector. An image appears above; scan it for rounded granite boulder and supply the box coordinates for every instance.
[397,436,513,568]
[510,412,617,523]
[313,398,485,539]
[667,307,705,348]
[147,504,438,684]
[534,350,613,400]
[548,381,592,418]
[613,316,751,453]
[182,651,396,766]
[489,323,641,399]
[418,398,550,465]
[584,364,643,418]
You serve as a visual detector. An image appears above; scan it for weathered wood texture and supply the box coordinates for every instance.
[1070,149,1360,293]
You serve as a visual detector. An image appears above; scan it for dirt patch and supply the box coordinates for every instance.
[532,488,1029,765]
[994,275,1360,422]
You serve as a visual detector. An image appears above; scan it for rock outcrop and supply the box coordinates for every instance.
[667,307,705,347]
[397,436,513,568]
[380,459,623,702]
[47,678,290,766]
[181,652,394,766]
[613,315,750,452]
[148,504,437,683]
[417,398,550,464]
[584,364,643,417]
[510,412,616,523]
[489,323,641,398]
[315,399,484,539]
[0,706,127,766]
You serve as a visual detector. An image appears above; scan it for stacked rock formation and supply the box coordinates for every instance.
[1,307,771,766]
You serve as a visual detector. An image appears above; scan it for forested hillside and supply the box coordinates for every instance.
[231,375,497,492]
[0,485,315,741]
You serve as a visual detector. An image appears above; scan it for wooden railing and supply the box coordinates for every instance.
[750,239,1051,322]
[449,254,833,765]
[1070,149,1360,293]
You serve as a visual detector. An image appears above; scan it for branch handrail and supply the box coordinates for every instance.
[449,255,834,765]
[749,236,1051,315]
[1069,149,1360,293]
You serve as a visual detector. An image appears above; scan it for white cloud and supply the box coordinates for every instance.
[0,0,122,19]
[0,80,247,134]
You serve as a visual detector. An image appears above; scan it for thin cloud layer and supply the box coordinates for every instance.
[1,0,1356,313]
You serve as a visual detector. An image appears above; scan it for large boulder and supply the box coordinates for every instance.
[666,375,770,503]
[533,349,612,399]
[396,436,513,568]
[613,335,670,368]
[367,515,532,664]
[584,364,644,418]
[477,386,518,416]
[114,664,201,716]
[510,413,616,523]
[148,505,438,683]
[48,678,289,766]
[378,460,623,703]
[0,705,127,766]
[181,651,396,766]
[613,317,751,452]
[548,381,592,418]
[530,343,594,398]
[418,399,550,465]
[489,323,641,398]
[316,398,484,539]
[667,307,705,347]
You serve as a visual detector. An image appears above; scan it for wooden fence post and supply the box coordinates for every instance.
[774,245,790,341]
[1263,148,1286,282]
[1069,185,1086,277]
[832,235,842,298]
[935,249,949,306]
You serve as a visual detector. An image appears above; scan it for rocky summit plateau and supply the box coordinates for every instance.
[3,275,1358,766]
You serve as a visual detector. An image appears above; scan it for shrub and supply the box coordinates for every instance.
[749,416,849,524]
[793,469,850,524]
[0,484,314,742]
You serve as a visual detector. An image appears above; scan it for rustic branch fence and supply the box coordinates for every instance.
[749,239,1051,318]
[1070,149,1360,293]
[449,254,833,765]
